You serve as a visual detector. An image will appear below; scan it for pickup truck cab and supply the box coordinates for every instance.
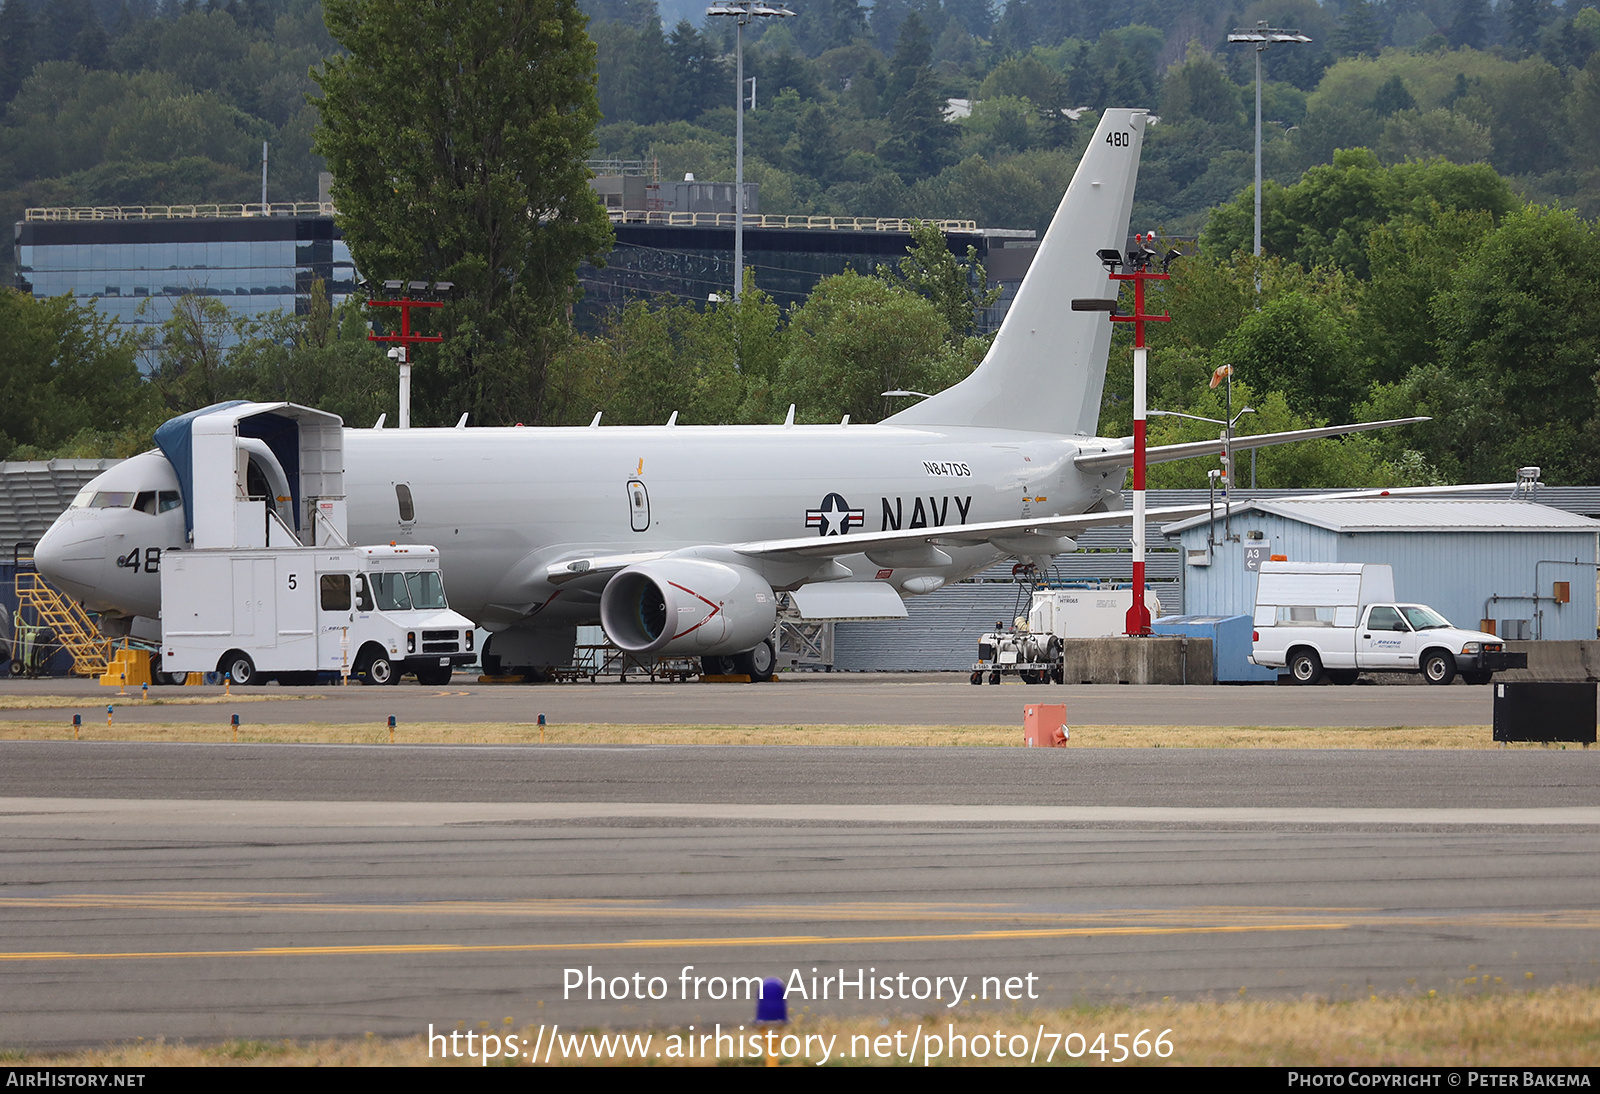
[1248,561,1525,685]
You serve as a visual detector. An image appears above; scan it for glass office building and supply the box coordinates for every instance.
[577,222,1036,333]
[15,208,1033,344]
[13,209,355,338]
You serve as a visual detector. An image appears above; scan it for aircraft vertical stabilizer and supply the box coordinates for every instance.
[884,108,1147,437]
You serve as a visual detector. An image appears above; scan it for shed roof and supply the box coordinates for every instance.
[1161,499,1600,536]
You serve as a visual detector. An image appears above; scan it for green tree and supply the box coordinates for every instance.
[0,289,160,459]
[774,270,973,423]
[313,0,614,427]
[876,220,1000,344]
[1429,204,1600,483]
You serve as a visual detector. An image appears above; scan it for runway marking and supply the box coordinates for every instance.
[0,922,1354,963]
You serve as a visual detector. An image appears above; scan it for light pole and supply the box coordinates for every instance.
[707,2,795,302]
[1149,404,1255,542]
[1072,234,1178,636]
[1227,23,1311,272]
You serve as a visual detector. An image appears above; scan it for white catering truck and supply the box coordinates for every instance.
[150,400,476,685]
[161,543,476,686]
[1248,561,1525,685]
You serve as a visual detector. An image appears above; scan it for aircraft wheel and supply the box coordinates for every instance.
[701,655,734,676]
[740,639,776,683]
[220,651,257,686]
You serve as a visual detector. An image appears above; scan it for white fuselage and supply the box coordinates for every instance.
[33,422,1126,633]
[345,421,1122,629]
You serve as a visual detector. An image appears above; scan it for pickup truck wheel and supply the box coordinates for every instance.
[1422,650,1456,685]
[1288,650,1323,685]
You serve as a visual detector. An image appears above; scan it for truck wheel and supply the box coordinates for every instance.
[1462,670,1493,685]
[220,651,256,686]
[359,652,397,686]
[1422,650,1456,686]
[1288,650,1323,685]
[1327,669,1359,685]
[1051,665,1064,684]
[416,664,452,687]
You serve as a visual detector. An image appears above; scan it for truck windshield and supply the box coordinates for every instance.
[406,570,447,610]
[1400,606,1451,630]
[370,572,412,612]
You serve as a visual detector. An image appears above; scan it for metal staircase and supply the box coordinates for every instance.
[12,572,111,677]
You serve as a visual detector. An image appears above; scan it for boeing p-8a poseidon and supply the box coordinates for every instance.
[34,109,1419,681]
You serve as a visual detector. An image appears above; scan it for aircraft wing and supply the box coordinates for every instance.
[543,503,1217,587]
[1072,417,1430,473]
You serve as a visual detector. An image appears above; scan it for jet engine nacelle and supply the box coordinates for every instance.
[600,559,777,656]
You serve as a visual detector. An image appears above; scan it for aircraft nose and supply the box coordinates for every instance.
[32,515,104,601]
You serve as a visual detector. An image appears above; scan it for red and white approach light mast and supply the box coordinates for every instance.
[367,280,451,429]
[1075,234,1174,636]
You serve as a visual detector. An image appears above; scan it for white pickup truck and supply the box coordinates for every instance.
[1249,561,1525,685]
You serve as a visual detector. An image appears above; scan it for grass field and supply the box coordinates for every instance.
[4,987,1595,1066]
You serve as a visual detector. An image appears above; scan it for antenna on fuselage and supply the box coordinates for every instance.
[589,412,602,427]
[455,413,469,429]
[372,413,386,429]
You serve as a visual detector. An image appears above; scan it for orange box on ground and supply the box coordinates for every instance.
[1023,704,1069,747]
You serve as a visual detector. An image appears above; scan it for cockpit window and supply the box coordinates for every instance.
[159,491,182,512]
[70,487,95,509]
[134,491,157,515]
[89,491,137,509]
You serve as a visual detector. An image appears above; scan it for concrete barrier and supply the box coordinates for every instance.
[1496,641,1600,682]
[1059,636,1214,685]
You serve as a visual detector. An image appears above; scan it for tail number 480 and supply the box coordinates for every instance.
[1106,131,1131,146]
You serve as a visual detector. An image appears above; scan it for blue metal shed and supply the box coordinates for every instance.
[1162,500,1600,642]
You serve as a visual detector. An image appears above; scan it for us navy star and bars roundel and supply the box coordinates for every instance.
[806,493,865,536]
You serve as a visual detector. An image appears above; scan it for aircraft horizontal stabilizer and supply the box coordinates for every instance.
[1073,417,1431,473]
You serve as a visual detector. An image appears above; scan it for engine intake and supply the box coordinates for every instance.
[600,559,777,655]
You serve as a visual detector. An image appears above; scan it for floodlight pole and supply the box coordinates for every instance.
[1227,23,1311,286]
[1099,239,1171,636]
[708,2,795,302]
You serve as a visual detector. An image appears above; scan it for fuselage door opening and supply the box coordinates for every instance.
[627,479,650,533]
[395,483,416,530]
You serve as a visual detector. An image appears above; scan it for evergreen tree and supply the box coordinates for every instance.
[1331,0,1382,58]
[314,0,614,426]
[1450,0,1489,51]
[0,0,35,101]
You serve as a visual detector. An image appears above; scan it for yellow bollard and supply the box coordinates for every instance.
[106,705,113,728]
